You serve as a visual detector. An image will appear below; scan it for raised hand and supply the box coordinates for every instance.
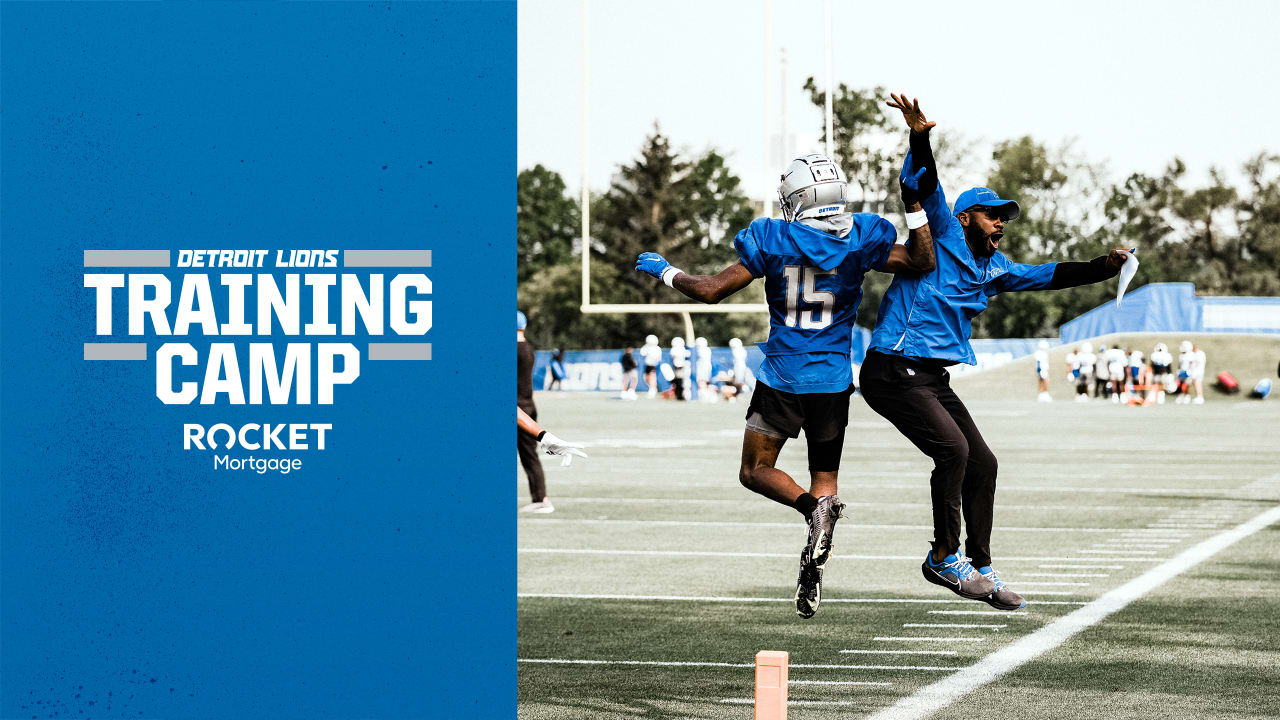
[886,93,936,135]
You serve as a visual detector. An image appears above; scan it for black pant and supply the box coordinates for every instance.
[859,351,999,568]
[517,402,546,502]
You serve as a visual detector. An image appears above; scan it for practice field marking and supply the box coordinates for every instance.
[874,637,983,643]
[721,699,858,707]
[519,518,1196,534]
[1038,564,1123,569]
[517,592,1086,606]
[520,548,1167,563]
[1076,549,1159,555]
[904,624,1007,630]
[536,497,1186,512]
[927,610,1030,616]
[1010,581,1090,587]
[864,503,1280,720]
[840,650,958,656]
[519,658,954,672]
[790,680,893,687]
[1022,573,1108,578]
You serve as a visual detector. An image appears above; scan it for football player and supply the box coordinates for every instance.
[634,95,937,618]
[859,96,1132,611]
[640,335,663,398]
[1034,340,1052,402]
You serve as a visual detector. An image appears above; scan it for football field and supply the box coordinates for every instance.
[518,389,1280,719]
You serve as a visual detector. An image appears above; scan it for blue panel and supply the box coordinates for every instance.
[1,3,514,717]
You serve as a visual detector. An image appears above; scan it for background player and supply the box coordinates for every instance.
[620,345,638,400]
[669,337,691,400]
[694,337,714,402]
[1075,342,1096,402]
[1148,342,1174,404]
[633,97,936,618]
[640,334,662,398]
[860,94,1132,612]
[1034,339,1052,402]
[518,311,553,513]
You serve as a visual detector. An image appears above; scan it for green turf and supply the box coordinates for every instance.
[518,384,1280,719]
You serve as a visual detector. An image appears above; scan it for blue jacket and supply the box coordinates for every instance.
[869,161,1058,366]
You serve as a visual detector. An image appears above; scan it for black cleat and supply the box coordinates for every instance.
[794,548,822,618]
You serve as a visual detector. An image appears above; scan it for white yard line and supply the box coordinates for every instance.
[904,624,1007,630]
[520,548,1167,562]
[1038,564,1123,569]
[520,518,1194,534]
[863,503,1280,720]
[927,610,1030,616]
[521,658,955,672]
[1011,582,1090,587]
[875,637,983,643]
[517,592,1086,606]
[840,650,959,656]
[790,680,892,686]
[1022,573,1108,578]
[532,497,1184,512]
[721,699,859,706]
[1076,549,1159,555]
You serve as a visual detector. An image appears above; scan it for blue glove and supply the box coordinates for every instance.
[635,252,671,280]
[900,161,928,207]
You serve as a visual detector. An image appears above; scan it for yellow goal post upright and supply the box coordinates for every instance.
[574,0,839,343]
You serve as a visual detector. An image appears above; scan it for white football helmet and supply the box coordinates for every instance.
[671,336,685,348]
[1154,342,1168,354]
[729,337,743,349]
[778,154,848,221]
[1179,340,1192,353]
[1081,341,1093,354]
[695,337,708,348]
[1038,340,1049,351]
[645,334,659,346]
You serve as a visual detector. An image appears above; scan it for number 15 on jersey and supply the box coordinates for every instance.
[782,265,835,329]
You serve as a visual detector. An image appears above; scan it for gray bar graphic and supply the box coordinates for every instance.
[367,343,431,361]
[84,250,171,267]
[84,343,148,360]
[343,250,431,267]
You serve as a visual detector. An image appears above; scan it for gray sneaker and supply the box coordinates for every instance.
[806,495,846,568]
[921,550,997,600]
[977,566,1027,611]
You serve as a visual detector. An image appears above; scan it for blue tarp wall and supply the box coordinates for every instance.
[1060,282,1280,343]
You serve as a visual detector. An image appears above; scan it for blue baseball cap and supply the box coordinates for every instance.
[953,187,1021,221]
[517,310,527,330]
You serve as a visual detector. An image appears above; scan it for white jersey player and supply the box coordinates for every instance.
[694,337,715,402]
[1094,345,1111,398]
[1034,340,1051,402]
[1179,340,1206,404]
[1148,342,1174,404]
[1105,346,1128,403]
[641,334,663,398]
[1064,347,1081,390]
[1074,342,1096,401]
[669,336,691,401]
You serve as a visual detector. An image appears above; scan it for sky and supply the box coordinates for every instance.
[518,0,1280,202]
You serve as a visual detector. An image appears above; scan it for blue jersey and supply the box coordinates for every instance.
[870,156,1057,366]
[734,216,895,393]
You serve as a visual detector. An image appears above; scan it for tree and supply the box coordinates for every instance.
[517,164,579,283]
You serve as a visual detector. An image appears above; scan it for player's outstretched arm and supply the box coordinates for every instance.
[635,254,754,304]
[1048,249,1129,289]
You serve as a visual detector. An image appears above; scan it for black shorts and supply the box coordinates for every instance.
[644,364,657,374]
[744,381,853,442]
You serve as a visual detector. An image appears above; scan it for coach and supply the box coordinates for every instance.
[861,95,1131,611]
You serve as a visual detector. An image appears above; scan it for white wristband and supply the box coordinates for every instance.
[905,210,928,230]
[661,266,684,287]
